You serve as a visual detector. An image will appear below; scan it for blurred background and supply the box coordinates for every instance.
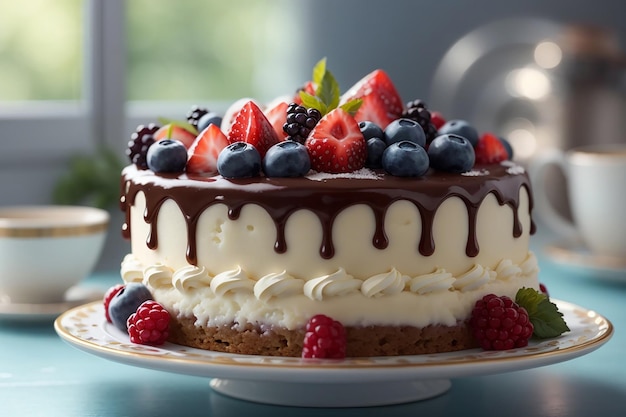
[1,0,625,269]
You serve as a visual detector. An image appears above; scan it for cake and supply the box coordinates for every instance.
[116,60,545,357]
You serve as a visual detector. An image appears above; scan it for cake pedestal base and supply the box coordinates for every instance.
[209,378,452,407]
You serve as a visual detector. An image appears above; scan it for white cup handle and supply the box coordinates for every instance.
[529,150,580,240]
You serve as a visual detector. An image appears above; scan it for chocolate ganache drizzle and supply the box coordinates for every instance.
[120,165,535,265]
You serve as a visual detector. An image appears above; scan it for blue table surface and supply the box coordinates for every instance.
[1,231,624,417]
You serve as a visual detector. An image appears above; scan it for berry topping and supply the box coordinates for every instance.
[428,134,475,173]
[365,137,387,169]
[402,99,439,144]
[127,300,170,346]
[539,283,549,297]
[196,112,223,133]
[358,120,384,141]
[293,80,317,105]
[340,69,403,129]
[263,140,311,177]
[103,284,125,323]
[283,103,322,144]
[302,314,346,359]
[430,111,447,130]
[227,100,280,159]
[146,139,188,174]
[108,282,153,332]
[217,142,262,179]
[499,135,514,160]
[127,124,159,169]
[474,132,509,165]
[154,123,197,149]
[187,124,231,175]
[264,100,290,140]
[470,294,533,350]
[305,108,366,173]
[438,120,479,147]
[186,105,209,130]
[383,118,426,148]
[382,141,430,177]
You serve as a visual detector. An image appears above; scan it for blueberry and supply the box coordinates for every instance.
[499,136,514,159]
[437,120,479,147]
[428,134,475,173]
[217,142,262,178]
[262,141,311,177]
[359,121,384,141]
[384,118,426,148]
[197,112,223,132]
[108,283,153,332]
[146,139,188,173]
[382,141,429,177]
[365,137,387,169]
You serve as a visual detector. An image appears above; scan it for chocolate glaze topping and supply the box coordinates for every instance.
[120,165,535,265]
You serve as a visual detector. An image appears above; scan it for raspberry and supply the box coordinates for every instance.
[127,301,170,346]
[103,284,125,323]
[470,294,534,350]
[186,105,209,130]
[127,124,159,169]
[283,103,322,144]
[302,314,346,359]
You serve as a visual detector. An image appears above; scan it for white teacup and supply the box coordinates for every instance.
[0,205,109,304]
[531,144,626,258]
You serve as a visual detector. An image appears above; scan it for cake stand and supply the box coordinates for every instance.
[55,301,612,407]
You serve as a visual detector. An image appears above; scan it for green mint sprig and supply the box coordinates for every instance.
[299,57,362,117]
[516,287,570,339]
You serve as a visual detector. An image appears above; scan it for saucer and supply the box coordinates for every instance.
[0,286,104,322]
[544,240,626,283]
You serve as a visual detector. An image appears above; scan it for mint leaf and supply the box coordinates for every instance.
[312,57,327,86]
[157,117,198,135]
[317,70,340,112]
[340,98,363,116]
[299,91,327,115]
[516,287,570,339]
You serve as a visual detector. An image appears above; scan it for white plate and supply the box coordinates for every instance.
[55,300,613,407]
[0,286,104,322]
[545,241,626,283]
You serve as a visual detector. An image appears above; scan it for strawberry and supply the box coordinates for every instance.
[264,100,289,140]
[340,69,403,129]
[187,124,230,175]
[154,123,197,149]
[430,111,446,130]
[474,132,509,165]
[293,80,316,105]
[227,100,280,158]
[305,108,366,173]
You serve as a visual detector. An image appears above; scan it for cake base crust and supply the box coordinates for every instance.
[168,315,479,357]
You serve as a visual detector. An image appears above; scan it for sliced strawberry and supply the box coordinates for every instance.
[305,108,366,173]
[227,100,280,158]
[474,132,509,165]
[187,124,230,175]
[340,69,403,129]
[154,123,197,149]
[264,100,289,140]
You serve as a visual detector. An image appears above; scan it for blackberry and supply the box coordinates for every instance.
[402,99,438,144]
[127,124,159,169]
[283,103,322,144]
[186,105,209,130]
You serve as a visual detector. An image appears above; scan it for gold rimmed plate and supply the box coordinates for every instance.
[54,300,612,407]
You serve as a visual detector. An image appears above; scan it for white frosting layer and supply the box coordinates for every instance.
[121,252,539,330]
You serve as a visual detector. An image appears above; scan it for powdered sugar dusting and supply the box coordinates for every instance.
[306,168,382,181]
[462,169,489,177]
[501,160,526,175]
